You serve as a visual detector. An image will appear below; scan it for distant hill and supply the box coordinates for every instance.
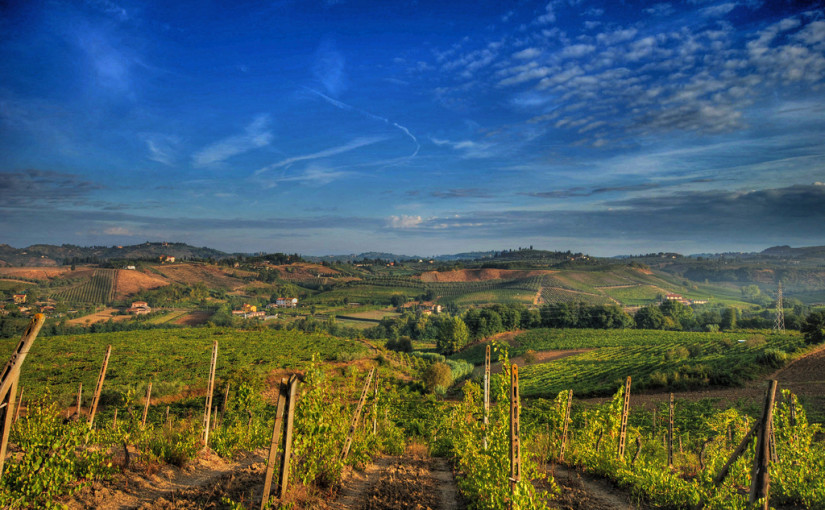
[0,242,229,267]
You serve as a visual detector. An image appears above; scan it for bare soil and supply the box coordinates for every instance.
[418,269,555,283]
[67,307,135,325]
[542,463,649,510]
[65,450,266,509]
[329,444,462,510]
[115,269,170,298]
[173,311,214,326]
[0,266,73,280]
[150,265,248,291]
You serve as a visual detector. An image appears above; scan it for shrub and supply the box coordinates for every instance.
[423,362,453,393]
[757,348,789,368]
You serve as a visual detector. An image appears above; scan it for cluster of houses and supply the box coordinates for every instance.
[1,293,57,317]
[664,294,708,306]
[230,298,297,320]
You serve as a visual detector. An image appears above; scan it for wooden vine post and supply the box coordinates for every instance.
[88,344,112,429]
[278,375,299,500]
[558,389,573,462]
[202,340,218,445]
[141,382,152,429]
[0,314,45,477]
[668,393,674,468]
[261,378,289,510]
[750,380,778,509]
[0,378,18,477]
[617,376,631,459]
[341,368,374,461]
[484,344,491,450]
[372,374,379,436]
[75,382,83,419]
[509,364,521,510]
[220,382,230,426]
[13,387,23,424]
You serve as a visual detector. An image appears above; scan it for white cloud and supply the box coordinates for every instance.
[104,226,135,236]
[700,2,737,18]
[537,2,555,24]
[193,115,273,167]
[388,215,423,228]
[562,44,596,58]
[513,47,541,59]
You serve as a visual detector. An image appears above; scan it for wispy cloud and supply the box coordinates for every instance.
[256,136,387,174]
[305,87,420,158]
[313,39,347,96]
[144,135,180,166]
[430,137,495,159]
[192,115,273,167]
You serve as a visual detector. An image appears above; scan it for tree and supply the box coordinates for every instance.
[635,306,665,330]
[720,307,738,330]
[390,294,405,307]
[423,362,453,393]
[659,300,695,330]
[436,316,470,355]
[801,311,825,345]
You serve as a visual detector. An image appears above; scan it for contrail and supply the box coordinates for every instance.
[304,87,420,159]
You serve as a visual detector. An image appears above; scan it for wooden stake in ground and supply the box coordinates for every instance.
[484,344,490,450]
[0,314,45,478]
[558,389,573,462]
[617,376,631,459]
[372,373,379,436]
[509,364,521,509]
[141,382,152,429]
[202,340,218,445]
[261,378,288,510]
[13,387,23,424]
[341,368,374,461]
[112,409,118,429]
[668,393,674,468]
[0,378,18,477]
[220,382,230,426]
[278,375,299,500]
[750,380,778,509]
[75,382,83,420]
[88,344,112,429]
[713,418,760,486]
[0,314,44,405]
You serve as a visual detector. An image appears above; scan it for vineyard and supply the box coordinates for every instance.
[0,318,823,509]
[453,328,809,398]
[53,269,117,304]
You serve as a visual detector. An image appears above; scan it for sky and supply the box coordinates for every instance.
[1,0,824,257]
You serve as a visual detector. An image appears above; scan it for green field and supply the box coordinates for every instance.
[452,328,807,398]
[600,285,663,305]
[1,327,371,405]
[440,289,536,306]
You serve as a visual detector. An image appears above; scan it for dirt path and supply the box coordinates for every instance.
[542,464,648,510]
[66,450,266,509]
[330,445,462,510]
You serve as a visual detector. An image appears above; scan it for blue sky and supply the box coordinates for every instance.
[1,0,824,256]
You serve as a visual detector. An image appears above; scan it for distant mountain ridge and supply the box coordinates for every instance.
[2,242,825,268]
[0,242,229,267]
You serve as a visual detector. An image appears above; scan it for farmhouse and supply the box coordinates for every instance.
[128,301,152,314]
[275,297,298,308]
[12,294,27,304]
